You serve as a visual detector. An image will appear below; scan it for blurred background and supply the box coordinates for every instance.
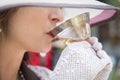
[98,0,120,8]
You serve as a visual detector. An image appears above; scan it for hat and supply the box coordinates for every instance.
[0,0,117,25]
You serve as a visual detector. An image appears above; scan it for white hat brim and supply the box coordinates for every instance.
[0,0,119,10]
[0,0,117,25]
[58,8,104,25]
[59,8,116,25]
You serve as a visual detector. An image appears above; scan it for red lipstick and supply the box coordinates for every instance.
[46,31,55,38]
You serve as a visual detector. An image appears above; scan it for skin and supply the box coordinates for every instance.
[0,7,63,80]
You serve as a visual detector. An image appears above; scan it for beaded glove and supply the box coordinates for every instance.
[49,37,113,80]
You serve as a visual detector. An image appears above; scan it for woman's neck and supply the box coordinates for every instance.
[0,39,26,80]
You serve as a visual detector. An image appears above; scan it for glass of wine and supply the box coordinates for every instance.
[51,12,91,45]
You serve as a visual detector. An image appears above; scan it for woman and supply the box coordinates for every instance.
[0,6,65,80]
[0,0,115,80]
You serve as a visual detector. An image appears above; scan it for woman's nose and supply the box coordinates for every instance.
[49,8,64,24]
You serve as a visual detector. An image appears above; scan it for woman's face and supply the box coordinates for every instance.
[7,7,64,52]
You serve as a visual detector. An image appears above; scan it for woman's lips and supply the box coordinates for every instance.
[46,31,55,38]
[46,26,63,39]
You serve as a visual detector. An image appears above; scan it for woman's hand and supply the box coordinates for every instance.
[50,37,113,80]
[89,37,113,80]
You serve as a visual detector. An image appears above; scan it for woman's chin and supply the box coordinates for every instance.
[28,43,52,53]
[40,48,51,53]
[29,48,50,53]
[36,45,52,53]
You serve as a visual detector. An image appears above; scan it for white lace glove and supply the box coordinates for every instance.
[90,37,113,80]
[49,37,113,80]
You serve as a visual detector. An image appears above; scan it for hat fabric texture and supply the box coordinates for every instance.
[0,0,117,25]
[0,0,119,10]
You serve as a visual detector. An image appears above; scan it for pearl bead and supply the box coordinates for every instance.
[19,70,25,80]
